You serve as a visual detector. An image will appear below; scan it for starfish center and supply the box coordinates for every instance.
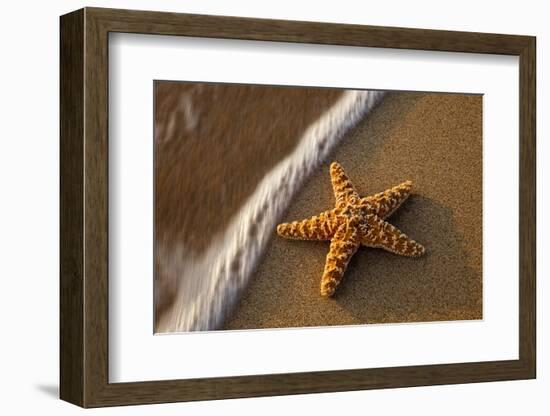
[276,162,426,297]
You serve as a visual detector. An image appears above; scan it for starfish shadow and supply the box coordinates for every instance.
[332,195,482,324]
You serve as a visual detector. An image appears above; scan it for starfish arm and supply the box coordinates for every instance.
[361,214,425,257]
[320,216,361,297]
[277,210,336,241]
[361,180,413,218]
[330,162,359,207]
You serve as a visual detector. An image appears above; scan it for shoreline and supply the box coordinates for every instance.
[224,91,482,330]
[154,85,384,332]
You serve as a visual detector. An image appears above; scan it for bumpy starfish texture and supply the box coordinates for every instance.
[277,162,426,297]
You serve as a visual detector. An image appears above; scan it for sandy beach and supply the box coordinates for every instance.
[224,91,482,329]
[154,82,344,328]
[154,83,482,332]
[154,82,343,254]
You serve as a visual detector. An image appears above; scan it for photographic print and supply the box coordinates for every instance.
[60,9,535,406]
[153,81,482,333]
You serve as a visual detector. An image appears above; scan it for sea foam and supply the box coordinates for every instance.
[156,90,385,332]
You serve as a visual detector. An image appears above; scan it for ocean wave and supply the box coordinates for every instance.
[156,89,385,332]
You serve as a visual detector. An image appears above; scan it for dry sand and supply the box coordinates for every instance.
[224,91,483,329]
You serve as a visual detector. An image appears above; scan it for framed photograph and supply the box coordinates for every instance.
[60,7,536,407]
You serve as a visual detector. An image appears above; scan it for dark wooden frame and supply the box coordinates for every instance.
[60,7,536,408]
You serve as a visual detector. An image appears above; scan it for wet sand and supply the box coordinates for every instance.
[224,91,483,329]
[154,82,343,326]
[155,82,343,253]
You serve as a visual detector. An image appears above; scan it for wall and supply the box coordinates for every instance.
[0,0,545,414]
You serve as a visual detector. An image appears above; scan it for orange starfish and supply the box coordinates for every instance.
[277,162,426,297]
